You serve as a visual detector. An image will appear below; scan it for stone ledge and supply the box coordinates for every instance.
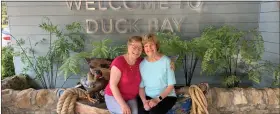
[2,87,280,114]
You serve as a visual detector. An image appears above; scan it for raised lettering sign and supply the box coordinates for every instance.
[67,0,203,34]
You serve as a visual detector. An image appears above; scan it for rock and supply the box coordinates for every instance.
[232,88,248,105]
[3,87,280,114]
[206,87,213,105]
[36,90,49,108]
[1,89,15,106]
[267,105,280,109]
[34,111,56,114]
[75,101,110,114]
[257,104,267,110]
[261,88,269,104]
[214,88,233,107]
[35,89,58,109]
[1,107,13,114]
[221,106,236,112]
[1,75,30,90]
[264,88,279,105]
[240,106,253,112]
[207,106,219,114]
[2,88,58,113]
[270,109,280,114]
[272,88,280,102]
[15,88,34,109]
[247,110,269,114]
[245,88,263,105]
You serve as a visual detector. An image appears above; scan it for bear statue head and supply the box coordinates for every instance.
[85,58,113,81]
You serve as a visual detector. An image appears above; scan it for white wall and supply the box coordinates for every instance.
[257,1,280,88]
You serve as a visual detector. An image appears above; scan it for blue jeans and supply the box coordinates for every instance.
[105,94,138,114]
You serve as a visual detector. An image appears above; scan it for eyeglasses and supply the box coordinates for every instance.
[129,43,143,51]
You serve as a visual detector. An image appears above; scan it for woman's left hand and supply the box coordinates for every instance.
[148,98,160,108]
[170,61,175,70]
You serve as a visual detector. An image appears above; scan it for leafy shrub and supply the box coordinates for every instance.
[1,46,15,79]
[272,65,280,86]
[156,32,207,86]
[59,38,126,79]
[13,17,85,88]
[199,25,266,87]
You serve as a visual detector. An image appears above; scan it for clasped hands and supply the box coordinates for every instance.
[143,98,160,111]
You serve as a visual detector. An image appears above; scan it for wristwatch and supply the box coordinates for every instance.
[158,96,163,101]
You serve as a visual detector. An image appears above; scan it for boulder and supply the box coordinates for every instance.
[1,75,30,90]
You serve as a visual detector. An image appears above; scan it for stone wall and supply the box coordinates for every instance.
[2,87,280,114]
[206,87,280,114]
[1,88,58,114]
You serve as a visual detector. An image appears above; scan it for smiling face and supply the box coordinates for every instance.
[126,36,143,60]
[144,41,157,57]
[142,33,160,57]
[127,41,143,59]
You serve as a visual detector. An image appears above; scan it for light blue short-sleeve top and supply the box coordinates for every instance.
[139,55,176,98]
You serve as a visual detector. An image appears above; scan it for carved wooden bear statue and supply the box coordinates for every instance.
[78,58,112,103]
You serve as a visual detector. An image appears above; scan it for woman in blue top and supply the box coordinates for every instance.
[138,33,177,114]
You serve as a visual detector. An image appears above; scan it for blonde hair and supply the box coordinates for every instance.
[142,33,160,50]
[127,36,142,45]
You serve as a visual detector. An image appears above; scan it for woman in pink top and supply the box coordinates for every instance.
[105,36,143,114]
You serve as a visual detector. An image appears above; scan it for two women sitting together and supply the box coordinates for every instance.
[104,33,177,114]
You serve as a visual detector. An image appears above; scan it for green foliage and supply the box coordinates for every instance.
[222,75,241,88]
[13,17,85,89]
[91,39,126,59]
[156,32,187,68]
[1,46,15,79]
[1,2,8,28]
[199,25,266,87]
[156,32,207,86]
[59,52,91,79]
[108,44,127,59]
[91,39,111,58]
[272,65,280,86]
[59,38,126,79]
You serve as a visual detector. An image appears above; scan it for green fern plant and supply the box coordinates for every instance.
[199,25,266,88]
[59,52,91,80]
[222,75,241,88]
[12,17,85,89]
[91,39,111,58]
[156,32,207,86]
[59,38,126,79]
[90,39,127,59]
[157,32,187,67]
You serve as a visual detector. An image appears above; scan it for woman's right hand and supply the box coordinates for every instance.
[121,103,131,114]
[143,100,151,111]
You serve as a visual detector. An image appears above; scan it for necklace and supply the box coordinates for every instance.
[125,54,135,70]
